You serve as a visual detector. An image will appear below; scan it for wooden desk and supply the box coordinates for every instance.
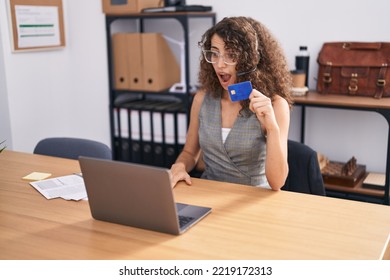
[1,150,390,260]
[293,92,390,205]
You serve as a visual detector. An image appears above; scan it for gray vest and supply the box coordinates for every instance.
[199,94,268,187]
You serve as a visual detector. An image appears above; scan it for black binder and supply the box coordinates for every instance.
[161,102,187,167]
[124,100,161,164]
[152,101,184,167]
[115,98,187,168]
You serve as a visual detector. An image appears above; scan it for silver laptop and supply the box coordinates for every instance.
[79,157,211,235]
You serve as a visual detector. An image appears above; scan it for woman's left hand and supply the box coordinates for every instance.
[249,89,278,132]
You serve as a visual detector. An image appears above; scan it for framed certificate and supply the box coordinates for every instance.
[7,0,65,52]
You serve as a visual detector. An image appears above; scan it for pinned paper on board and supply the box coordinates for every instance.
[7,0,66,52]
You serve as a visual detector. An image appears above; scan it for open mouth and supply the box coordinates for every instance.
[219,73,231,83]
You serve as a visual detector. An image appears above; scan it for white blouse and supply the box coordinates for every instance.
[221,127,231,144]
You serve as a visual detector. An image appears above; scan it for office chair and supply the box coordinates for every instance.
[282,140,326,196]
[33,137,112,160]
[189,150,205,178]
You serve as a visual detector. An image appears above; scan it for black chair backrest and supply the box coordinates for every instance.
[34,137,112,160]
[282,140,326,196]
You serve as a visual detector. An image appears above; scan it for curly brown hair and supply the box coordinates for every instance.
[198,16,293,111]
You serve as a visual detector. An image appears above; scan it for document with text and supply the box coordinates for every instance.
[30,174,87,201]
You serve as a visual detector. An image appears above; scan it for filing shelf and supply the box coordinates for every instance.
[294,91,390,205]
[104,12,216,167]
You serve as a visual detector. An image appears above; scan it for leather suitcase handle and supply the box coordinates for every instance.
[343,42,381,50]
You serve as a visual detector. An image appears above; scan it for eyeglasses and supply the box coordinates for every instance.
[202,50,238,66]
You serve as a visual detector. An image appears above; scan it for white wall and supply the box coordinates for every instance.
[0,19,12,149]
[0,0,110,152]
[1,0,390,173]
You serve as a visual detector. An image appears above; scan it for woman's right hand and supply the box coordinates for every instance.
[169,163,192,188]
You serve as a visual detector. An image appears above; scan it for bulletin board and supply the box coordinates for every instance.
[7,0,65,52]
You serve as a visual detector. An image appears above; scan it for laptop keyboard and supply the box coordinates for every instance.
[179,215,194,228]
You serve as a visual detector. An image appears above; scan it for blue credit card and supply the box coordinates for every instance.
[228,81,253,102]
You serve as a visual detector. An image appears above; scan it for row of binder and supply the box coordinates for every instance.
[112,99,187,168]
[112,32,180,92]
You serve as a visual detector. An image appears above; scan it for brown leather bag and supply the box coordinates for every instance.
[317,42,390,98]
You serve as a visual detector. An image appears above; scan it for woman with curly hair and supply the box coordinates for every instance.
[170,16,293,190]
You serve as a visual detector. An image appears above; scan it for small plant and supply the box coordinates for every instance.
[0,140,6,153]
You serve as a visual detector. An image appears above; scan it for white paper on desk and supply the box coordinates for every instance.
[29,174,87,201]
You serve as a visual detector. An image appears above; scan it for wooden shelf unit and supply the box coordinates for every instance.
[293,91,390,205]
[104,12,216,167]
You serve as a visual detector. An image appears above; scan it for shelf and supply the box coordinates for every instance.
[110,87,190,106]
[105,12,216,169]
[294,91,390,205]
[325,176,384,198]
[294,91,390,110]
[106,11,216,19]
